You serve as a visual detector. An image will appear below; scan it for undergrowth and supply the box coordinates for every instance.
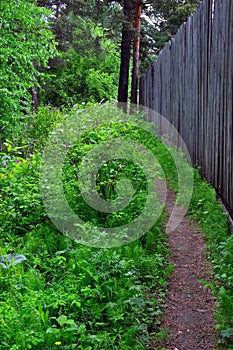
[0,105,172,349]
[1,104,232,349]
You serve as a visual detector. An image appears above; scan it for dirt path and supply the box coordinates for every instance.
[151,184,217,350]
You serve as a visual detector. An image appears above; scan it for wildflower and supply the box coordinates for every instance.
[55,341,62,345]
[15,159,19,163]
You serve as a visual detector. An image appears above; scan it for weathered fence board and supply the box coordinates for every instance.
[139,0,233,218]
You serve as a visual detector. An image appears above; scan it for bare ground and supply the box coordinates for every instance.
[150,184,217,350]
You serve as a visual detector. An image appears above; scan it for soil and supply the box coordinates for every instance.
[150,183,217,350]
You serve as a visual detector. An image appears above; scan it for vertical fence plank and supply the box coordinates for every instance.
[139,0,233,218]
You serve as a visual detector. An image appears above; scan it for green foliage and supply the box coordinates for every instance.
[0,152,45,236]
[63,124,147,229]
[218,327,233,349]
[25,106,68,150]
[1,102,232,348]
[0,106,171,349]
[0,0,57,141]
[140,0,200,71]
[40,17,120,107]
[166,1,200,35]
[0,227,169,349]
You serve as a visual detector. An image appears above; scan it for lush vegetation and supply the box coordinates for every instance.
[37,0,200,108]
[0,0,57,142]
[1,0,233,349]
[40,19,120,107]
[0,106,174,349]
[1,103,233,349]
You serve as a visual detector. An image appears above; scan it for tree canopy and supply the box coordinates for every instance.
[36,0,200,108]
[0,0,200,142]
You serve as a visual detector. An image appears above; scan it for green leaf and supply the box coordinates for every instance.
[46,327,59,335]
[221,328,233,338]
[57,315,68,326]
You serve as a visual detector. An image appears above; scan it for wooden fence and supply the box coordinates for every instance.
[139,0,233,218]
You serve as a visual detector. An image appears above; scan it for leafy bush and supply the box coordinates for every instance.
[0,152,45,236]
[0,0,57,141]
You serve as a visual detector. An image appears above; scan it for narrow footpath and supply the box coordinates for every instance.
[151,185,217,350]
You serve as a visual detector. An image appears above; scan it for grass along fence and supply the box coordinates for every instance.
[139,0,233,219]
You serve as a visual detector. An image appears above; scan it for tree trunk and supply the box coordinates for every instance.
[117,0,134,113]
[130,1,142,113]
[55,0,60,19]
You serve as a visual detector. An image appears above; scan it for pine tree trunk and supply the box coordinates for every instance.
[55,0,60,19]
[117,0,134,112]
[130,1,142,113]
